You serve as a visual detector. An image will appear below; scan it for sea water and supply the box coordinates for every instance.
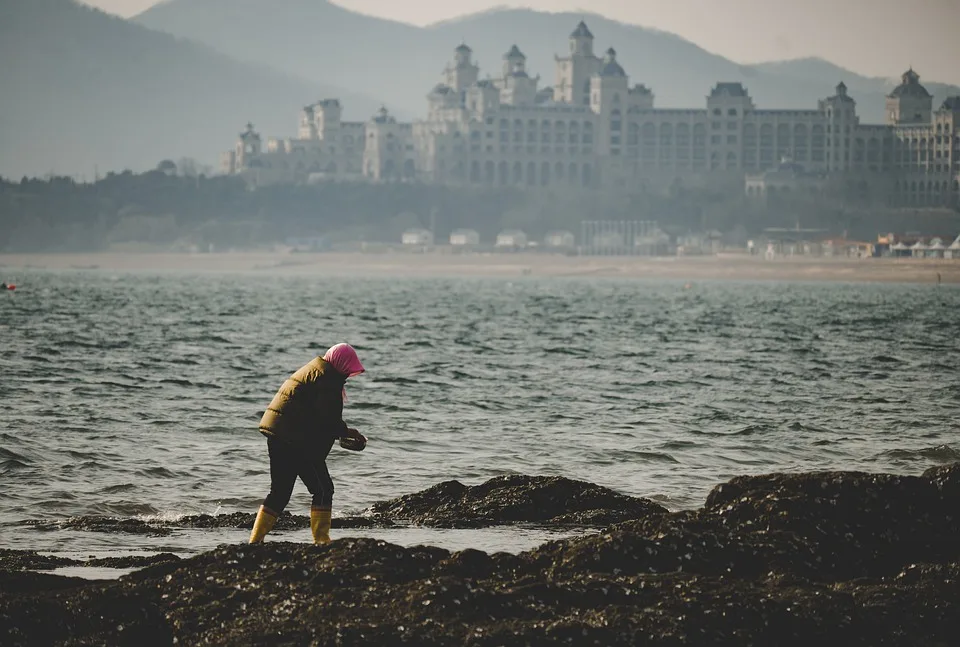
[2,268,958,559]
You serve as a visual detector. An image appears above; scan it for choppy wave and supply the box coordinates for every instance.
[877,445,960,463]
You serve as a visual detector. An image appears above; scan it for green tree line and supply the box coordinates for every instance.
[3,169,951,252]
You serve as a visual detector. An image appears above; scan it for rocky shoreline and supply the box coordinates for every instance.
[2,465,958,645]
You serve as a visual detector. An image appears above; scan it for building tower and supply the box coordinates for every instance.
[314,99,342,142]
[363,107,415,182]
[502,45,526,80]
[886,68,933,126]
[553,21,602,105]
[500,45,538,106]
[821,82,858,171]
[235,123,261,168]
[934,97,960,205]
[569,20,594,56]
[443,43,480,95]
[590,48,628,153]
[298,105,318,140]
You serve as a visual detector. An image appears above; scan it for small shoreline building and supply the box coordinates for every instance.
[401,228,434,246]
[496,229,528,248]
[544,230,575,248]
[449,229,480,246]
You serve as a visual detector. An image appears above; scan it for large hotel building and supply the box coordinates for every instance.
[221,22,960,207]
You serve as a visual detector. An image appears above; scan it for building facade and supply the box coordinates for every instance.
[221,22,960,207]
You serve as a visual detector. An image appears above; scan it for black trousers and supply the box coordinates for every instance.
[263,436,336,513]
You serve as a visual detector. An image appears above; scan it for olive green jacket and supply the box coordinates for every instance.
[259,357,348,449]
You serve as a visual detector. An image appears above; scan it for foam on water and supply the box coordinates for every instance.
[2,268,959,557]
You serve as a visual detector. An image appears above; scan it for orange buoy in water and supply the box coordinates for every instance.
[4,284,14,290]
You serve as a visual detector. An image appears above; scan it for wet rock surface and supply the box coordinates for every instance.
[2,466,959,646]
[0,549,75,571]
[371,475,668,528]
[85,554,181,569]
[0,571,91,595]
[25,517,175,536]
[0,549,181,573]
[174,511,393,530]
[25,512,393,535]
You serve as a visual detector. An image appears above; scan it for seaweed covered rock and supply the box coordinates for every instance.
[3,539,958,646]
[26,511,391,536]
[0,571,90,596]
[527,510,821,580]
[1,580,172,647]
[45,517,174,536]
[0,549,75,571]
[2,466,959,646]
[923,461,960,498]
[703,469,960,577]
[371,475,668,528]
[84,554,180,569]
[0,549,180,573]
[175,511,391,530]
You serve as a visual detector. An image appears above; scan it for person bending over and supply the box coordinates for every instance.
[250,343,367,545]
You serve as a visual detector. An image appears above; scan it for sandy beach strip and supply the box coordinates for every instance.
[1,251,958,284]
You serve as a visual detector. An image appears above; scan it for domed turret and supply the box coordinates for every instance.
[570,21,593,39]
[372,106,395,124]
[889,68,931,99]
[505,44,525,61]
[454,43,473,67]
[569,20,594,56]
[830,81,854,103]
[885,68,933,125]
[444,42,480,92]
[235,123,261,164]
[503,44,527,78]
[600,47,626,77]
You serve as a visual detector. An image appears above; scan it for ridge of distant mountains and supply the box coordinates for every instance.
[0,0,388,178]
[136,0,960,124]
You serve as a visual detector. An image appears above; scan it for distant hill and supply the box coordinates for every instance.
[752,57,960,114]
[0,0,387,178]
[135,0,439,118]
[136,1,960,124]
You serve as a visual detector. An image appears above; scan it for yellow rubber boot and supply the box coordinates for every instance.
[249,505,278,544]
[311,507,332,545]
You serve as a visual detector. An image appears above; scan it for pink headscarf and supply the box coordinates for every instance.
[323,343,365,378]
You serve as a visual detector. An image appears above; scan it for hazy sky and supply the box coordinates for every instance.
[85,0,960,84]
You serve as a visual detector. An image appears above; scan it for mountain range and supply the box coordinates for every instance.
[3,0,958,179]
[0,0,386,178]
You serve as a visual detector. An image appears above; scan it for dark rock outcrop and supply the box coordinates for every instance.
[2,466,959,646]
[370,475,668,528]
